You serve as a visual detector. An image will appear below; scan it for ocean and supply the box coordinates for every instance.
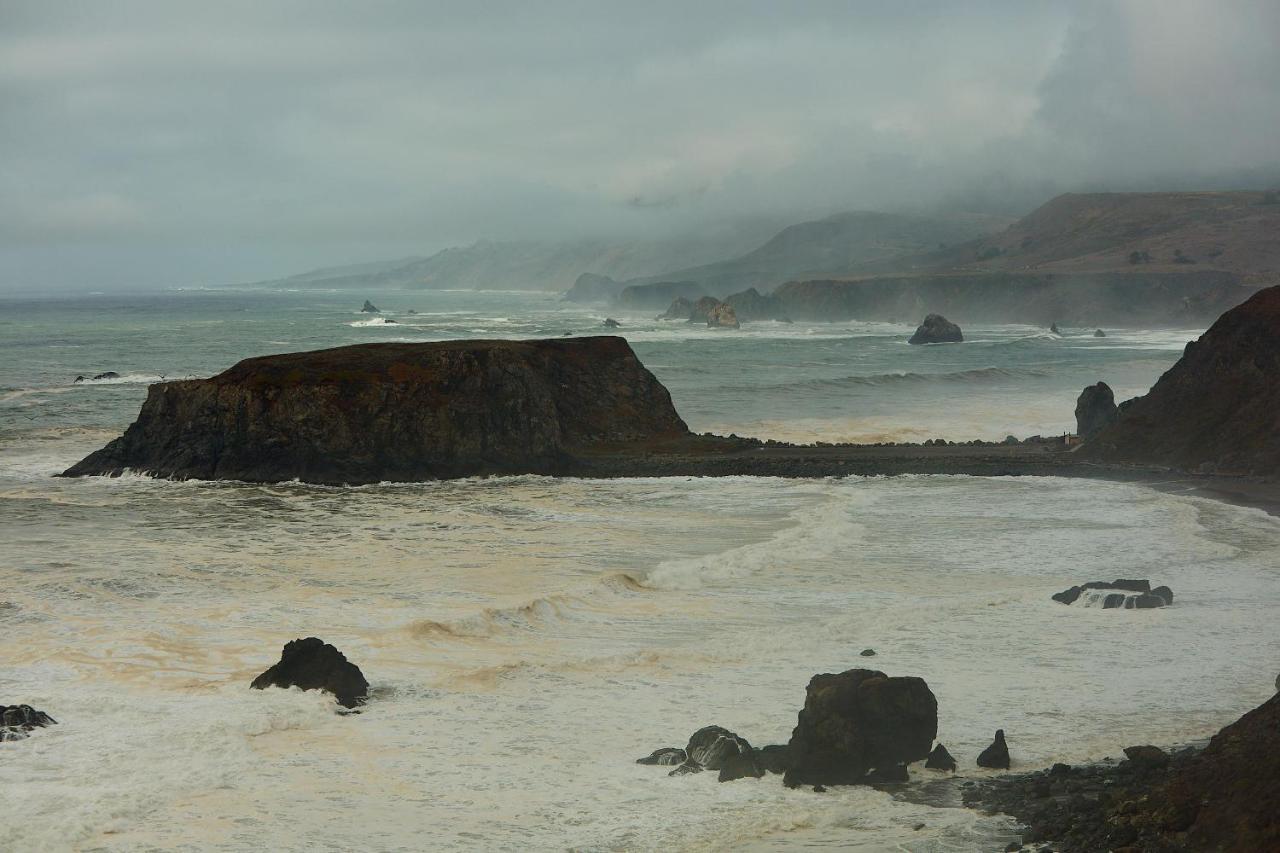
[2,288,1278,851]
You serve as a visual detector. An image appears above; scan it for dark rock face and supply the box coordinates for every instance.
[1083,284,1280,475]
[563,272,623,303]
[976,729,1010,769]
[925,743,957,772]
[602,318,621,328]
[1,704,57,742]
[966,694,1280,852]
[908,314,963,345]
[724,287,785,321]
[665,725,762,782]
[1074,382,1118,441]
[1053,579,1172,609]
[361,300,379,313]
[249,637,369,708]
[62,337,690,485]
[783,668,937,787]
[656,296,695,320]
[688,296,722,324]
[635,747,686,766]
[756,744,793,774]
[706,302,741,329]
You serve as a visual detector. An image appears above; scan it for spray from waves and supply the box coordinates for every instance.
[640,483,872,591]
[719,366,1048,396]
[348,317,400,327]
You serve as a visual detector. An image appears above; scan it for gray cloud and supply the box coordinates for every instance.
[1,0,1277,290]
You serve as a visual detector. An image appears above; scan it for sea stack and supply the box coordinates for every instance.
[1074,382,1119,440]
[361,300,379,313]
[1082,284,1280,475]
[250,637,369,708]
[908,314,963,345]
[61,337,691,484]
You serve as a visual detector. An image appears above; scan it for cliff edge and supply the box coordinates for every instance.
[61,337,689,484]
[1082,284,1280,476]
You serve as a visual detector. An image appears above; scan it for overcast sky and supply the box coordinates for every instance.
[2,0,1278,291]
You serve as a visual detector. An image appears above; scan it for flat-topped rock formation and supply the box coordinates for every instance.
[62,337,689,485]
[1083,284,1280,476]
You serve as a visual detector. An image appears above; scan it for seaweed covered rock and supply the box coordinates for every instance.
[908,314,963,345]
[62,337,690,484]
[783,668,937,787]
[250,637,369,708]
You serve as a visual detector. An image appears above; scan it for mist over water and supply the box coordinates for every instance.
[3,289,1279,850]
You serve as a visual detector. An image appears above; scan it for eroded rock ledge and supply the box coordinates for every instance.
[61,337,689,485]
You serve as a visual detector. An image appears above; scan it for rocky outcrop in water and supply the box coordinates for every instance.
[251,637,369,708]
[602,318,621,328]
[783,668,937,787]
[563,273,623,303]
[976,729,1010,769]
[1083,284,1280,476]
[908,314,963,345]
[361,300,379,313]
[1074,382,1119,441]
[1,704,57,742]
[688,296,721,324]
[74,371,120,383]
[664,725,764,782]
[635,747,686,766]
[62,337,690,485]
[724,287,786,321]
[706,302,741,329]
[1052,579,1172,608]
[1094,328,1106,337]
[656,296,695,320]
[965,693,1280,851]
[926,743,957,772]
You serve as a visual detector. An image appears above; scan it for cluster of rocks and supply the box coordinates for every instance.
[637,668,952,788]
[908,314,963,345]
[73,371,121,383]
[1052,579,1173,609]
[656,295,741,328]
[1,704,57,742]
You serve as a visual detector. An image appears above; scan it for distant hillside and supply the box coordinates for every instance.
[599,210,1006,299]
[249,220,785,292]
[772,191,1280,327]
[936,191,1280,280]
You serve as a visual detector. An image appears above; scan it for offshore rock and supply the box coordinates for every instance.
[61,337,690,485]
[656,296,695,320]
[783,668,937,787]
[1,704,57,742]
[724,287,785,321]
[908,314,963,345]
[925,743,957,772]
[665,725,762,782]
[1074,382,1118,441]
[636,747,686,766]
[1054,579,1171,608]
[1083,284,1280,475]
[250,637,369,709]
[706,302,741,329]
[688,296,722,324]
[976,729,1010,769]
[361,300,379,313]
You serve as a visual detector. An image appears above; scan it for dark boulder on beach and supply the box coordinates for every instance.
[925,743,957,772]
[976,729,1010,769]
[1074,382,1118,441]
[250,637,369,708]
[1,704,57,741]
[361,300,379,313]
[783,668,938,787]
[908,314,962,345]
[1123,744,1170,769]
[1082,284,1280,475]
[61,337,690,484]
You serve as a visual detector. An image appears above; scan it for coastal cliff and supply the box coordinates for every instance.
[61,338,689,484]
[1082,284,1280,476]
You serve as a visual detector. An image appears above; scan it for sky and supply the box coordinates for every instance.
[2,0,1278,291]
